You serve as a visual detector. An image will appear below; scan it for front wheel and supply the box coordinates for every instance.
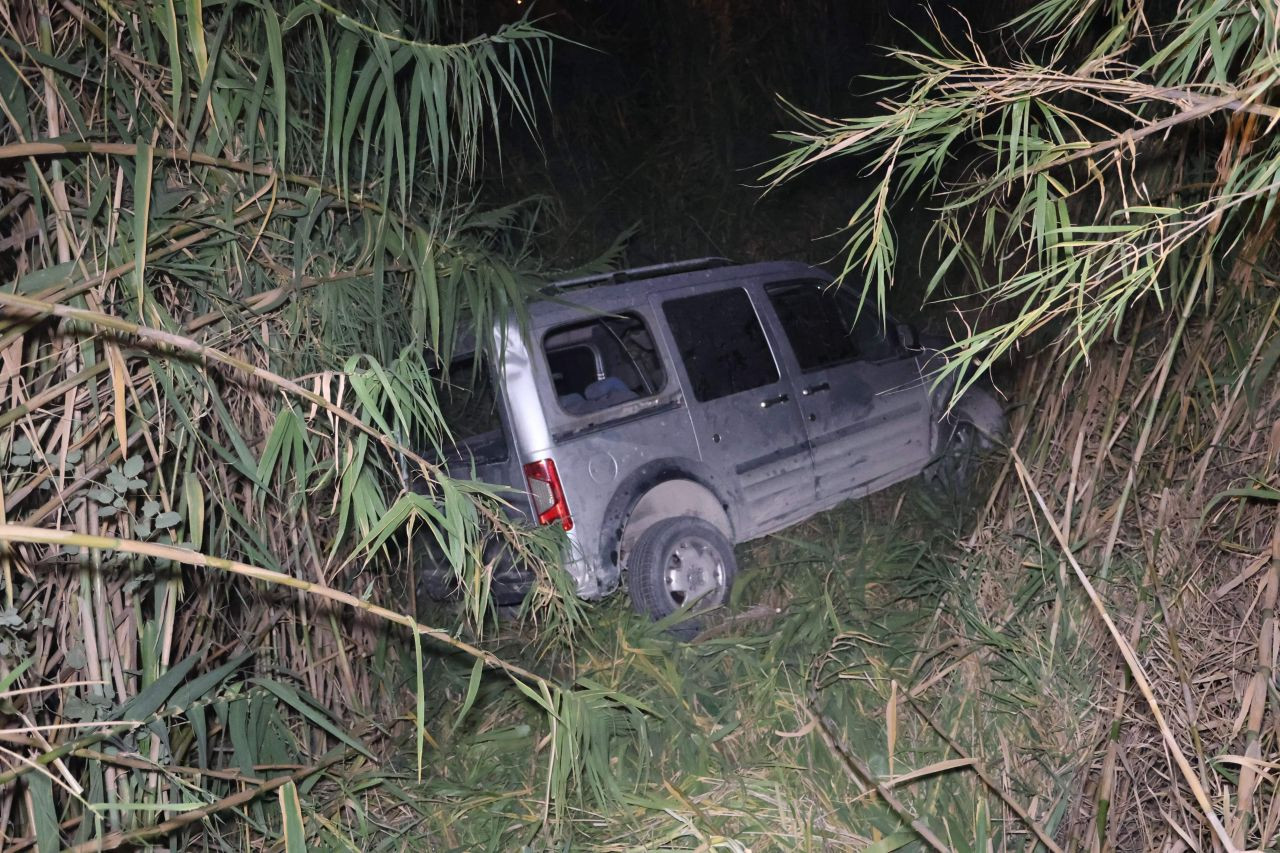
[627,516,736,639]
[927,420,979,497]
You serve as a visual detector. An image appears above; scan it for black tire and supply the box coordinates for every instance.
[415,536,531,608]
[927,419,979,497]
[627,516,736,639]
[417,566,457,603]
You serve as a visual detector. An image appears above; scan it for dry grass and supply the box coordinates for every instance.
[997,312,1280,850]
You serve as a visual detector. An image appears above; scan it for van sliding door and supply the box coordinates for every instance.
[658,285,815,538]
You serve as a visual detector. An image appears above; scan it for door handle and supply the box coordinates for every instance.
[801,382,830,397]
[760,393,790,409]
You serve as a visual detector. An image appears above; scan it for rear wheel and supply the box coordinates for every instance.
[415,536,531,609]
[627,516,736,639]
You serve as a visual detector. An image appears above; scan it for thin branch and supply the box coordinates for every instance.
[0,290,448,487]
[60,752,349,853]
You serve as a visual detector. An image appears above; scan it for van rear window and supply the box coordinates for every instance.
[433,357,507,462]
[543,313,665,416]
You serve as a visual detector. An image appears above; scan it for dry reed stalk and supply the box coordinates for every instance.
[937,177,1280,851]
[1191,280,1280,500]
[1092,574,1150,852]
[0,525,554,694]
[1013,450,1237,850]
[59,752,350,853]
[0,290,448,483]
[1227,420,1280,845]
[807,703,951,852]
[907,696,1064,853]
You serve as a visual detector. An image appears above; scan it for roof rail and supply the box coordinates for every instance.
[546,257,733,291]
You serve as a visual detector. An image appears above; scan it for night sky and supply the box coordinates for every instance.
[477,0,1009,295]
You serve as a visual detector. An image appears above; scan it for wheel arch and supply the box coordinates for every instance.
[597,458,736,584]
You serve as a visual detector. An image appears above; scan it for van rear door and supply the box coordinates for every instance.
[415,354,534,603]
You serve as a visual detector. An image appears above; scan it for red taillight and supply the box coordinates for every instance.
[523,458,573,531]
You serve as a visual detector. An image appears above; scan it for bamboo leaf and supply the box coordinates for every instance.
[183,472,205,550]
[159,0,183,121]
[185,0,208,80]
[253,679,375,759]
[169,649,253,710]
[0,658,33,693]
[278,780,306,853]
[452,658,484,734]
[132,139,154,308]
[28,770,59,852]
[413,629,426,782]
[261,2,287,166]
[113,648,204,721]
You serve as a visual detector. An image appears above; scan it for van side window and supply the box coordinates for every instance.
[766,280,894,370]
[543,313,666,415]
[663,288,780,402]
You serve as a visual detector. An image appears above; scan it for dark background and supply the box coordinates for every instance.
[473,0,1012,314]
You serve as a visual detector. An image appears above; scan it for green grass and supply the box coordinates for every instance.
[365,472,1080,851]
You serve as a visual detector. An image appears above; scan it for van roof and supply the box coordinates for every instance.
[528,259,827,325]
[448,259,829,360]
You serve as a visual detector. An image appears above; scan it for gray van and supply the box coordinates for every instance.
[424,259,1004,632]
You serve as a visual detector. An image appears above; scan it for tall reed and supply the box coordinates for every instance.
[0,0,579,847]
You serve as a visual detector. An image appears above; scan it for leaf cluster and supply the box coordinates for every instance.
[768,0,1280,393]
[0,0,577,847]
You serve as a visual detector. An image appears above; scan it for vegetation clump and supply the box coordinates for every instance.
[769,0,1280,847]
[0,0,581,847]
[4,0,1280,849]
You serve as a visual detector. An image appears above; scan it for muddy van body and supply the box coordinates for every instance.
[424,259,1005,629]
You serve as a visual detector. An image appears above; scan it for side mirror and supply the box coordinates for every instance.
[897,322,922,352]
